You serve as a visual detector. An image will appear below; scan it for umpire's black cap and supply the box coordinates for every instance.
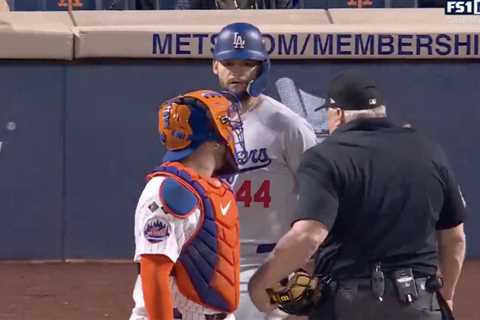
[326,70,384,110]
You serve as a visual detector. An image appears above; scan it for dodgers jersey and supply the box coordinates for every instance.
[131,176,224,319]
[234,95,317,269]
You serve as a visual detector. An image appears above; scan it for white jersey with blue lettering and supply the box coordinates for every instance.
[234,95,318,269]
[232,95,317,320]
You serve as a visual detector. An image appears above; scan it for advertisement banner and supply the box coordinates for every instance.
[63,60,480,259]
[1,60,478,259]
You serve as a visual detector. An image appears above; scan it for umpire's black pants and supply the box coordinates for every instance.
[309,278,442,320]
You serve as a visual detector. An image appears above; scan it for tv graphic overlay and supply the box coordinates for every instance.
[445,0,480,15]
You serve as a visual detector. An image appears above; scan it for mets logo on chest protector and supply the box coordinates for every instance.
[143,216,170,243]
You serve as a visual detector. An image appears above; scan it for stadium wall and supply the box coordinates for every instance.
[0,10,478,260]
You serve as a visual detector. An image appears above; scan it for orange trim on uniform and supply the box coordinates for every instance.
[172,263,204,304]
[147,162,241,313]
[140,254,175,320]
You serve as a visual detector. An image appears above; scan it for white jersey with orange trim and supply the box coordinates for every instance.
[129,176,235,320]
[232,95,317,320]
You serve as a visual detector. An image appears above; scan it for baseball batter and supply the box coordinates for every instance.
[129,90,247,320]
[212,23,318,320]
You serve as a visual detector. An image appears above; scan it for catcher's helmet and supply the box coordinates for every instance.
[213,22,270,97]
[158,90,246,176]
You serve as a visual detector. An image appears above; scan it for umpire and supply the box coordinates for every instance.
[248,70,467,320]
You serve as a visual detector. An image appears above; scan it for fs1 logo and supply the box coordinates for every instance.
[445,0,480,14]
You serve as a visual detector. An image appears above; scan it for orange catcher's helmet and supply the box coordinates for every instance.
[158,89,246,176]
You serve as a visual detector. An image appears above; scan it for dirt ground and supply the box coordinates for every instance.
[0,260,478,320]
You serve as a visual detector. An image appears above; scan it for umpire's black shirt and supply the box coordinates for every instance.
[295,117,466,278]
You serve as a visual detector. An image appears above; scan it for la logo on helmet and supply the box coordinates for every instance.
[233,32,246,49]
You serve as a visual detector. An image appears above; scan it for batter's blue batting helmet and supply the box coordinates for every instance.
[213,22,270,97]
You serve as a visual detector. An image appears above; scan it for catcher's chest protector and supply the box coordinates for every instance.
[149,162,240,312]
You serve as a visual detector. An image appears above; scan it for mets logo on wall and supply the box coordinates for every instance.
[143,217,171,243]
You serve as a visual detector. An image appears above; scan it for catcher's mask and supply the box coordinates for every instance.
[158,89,246,176]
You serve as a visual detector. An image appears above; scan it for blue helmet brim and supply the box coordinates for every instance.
[214,49,266,62]
[162,147,196,162]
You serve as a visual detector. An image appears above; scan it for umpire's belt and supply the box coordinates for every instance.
[335,277,454,319]
[340,277,428,292]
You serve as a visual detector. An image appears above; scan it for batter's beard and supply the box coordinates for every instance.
[233,91,250,102]
[219,84,251,110]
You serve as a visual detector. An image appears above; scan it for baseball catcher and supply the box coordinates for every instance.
[129,89,247,320]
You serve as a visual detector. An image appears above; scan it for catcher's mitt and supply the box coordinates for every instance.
[266,270,323,316]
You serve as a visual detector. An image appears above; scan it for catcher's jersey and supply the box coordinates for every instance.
[133,176,199,263]
[132,176,221,316]
[234,95,317,268]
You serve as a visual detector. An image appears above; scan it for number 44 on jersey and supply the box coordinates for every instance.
[235,180,272,208]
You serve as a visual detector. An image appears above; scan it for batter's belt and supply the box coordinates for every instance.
[174,308,228,320]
